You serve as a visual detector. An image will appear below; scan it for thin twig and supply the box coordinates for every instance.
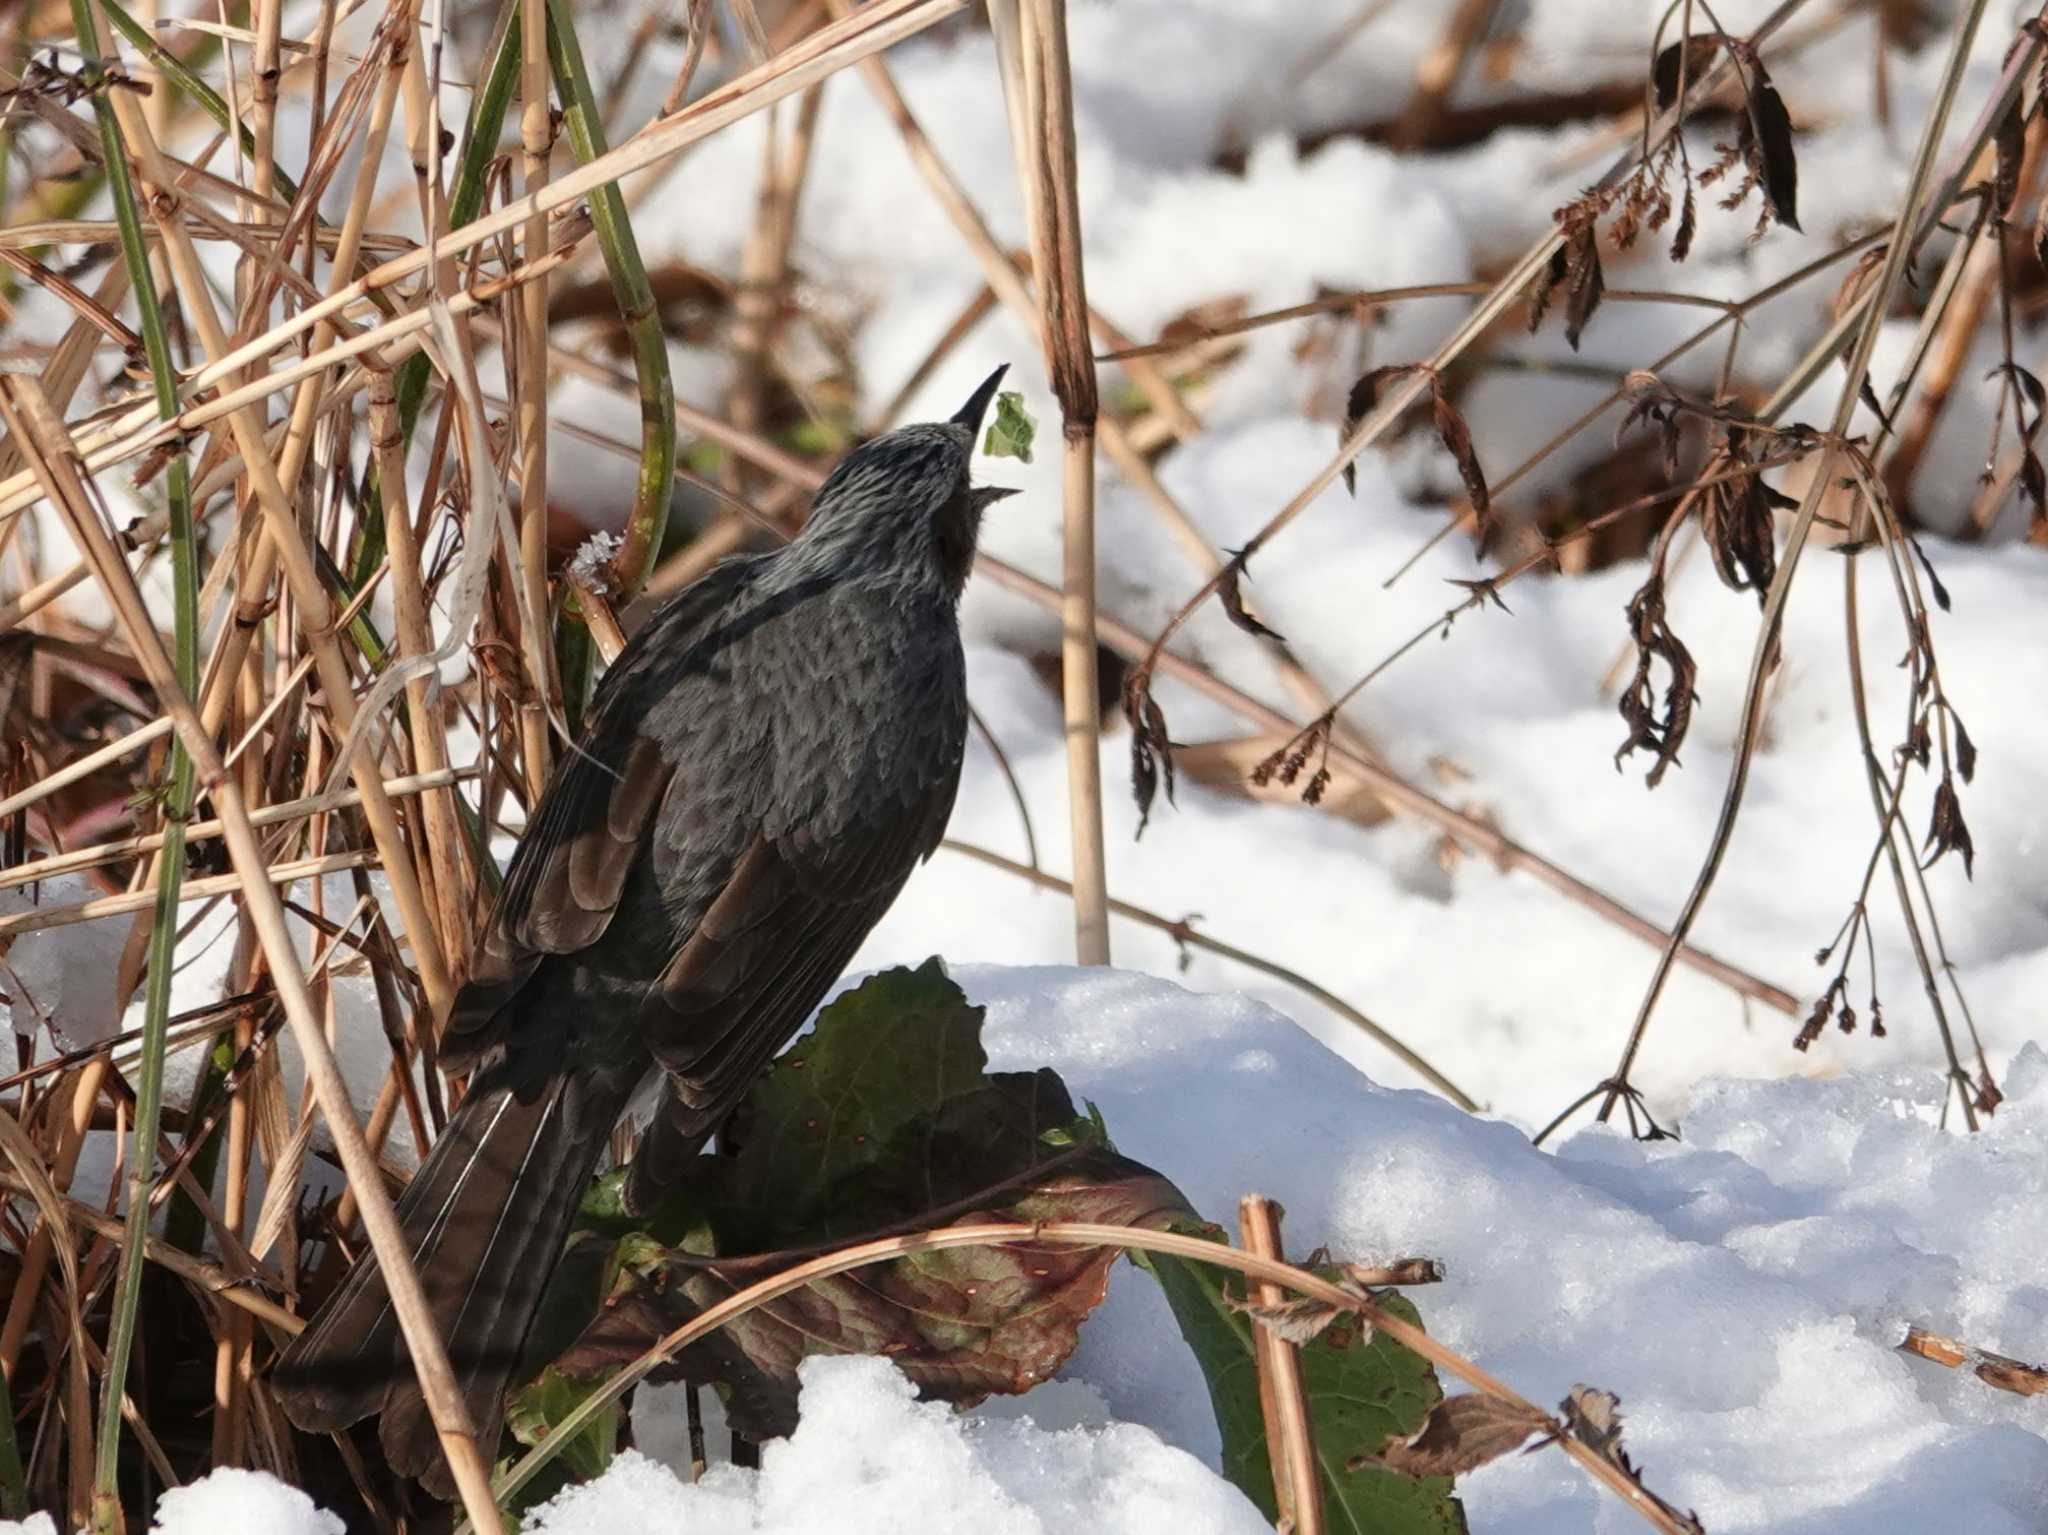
[1589,0,2011,1127]
[940,840,1480,1109]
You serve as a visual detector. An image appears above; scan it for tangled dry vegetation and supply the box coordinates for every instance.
[0,0,2043,1529]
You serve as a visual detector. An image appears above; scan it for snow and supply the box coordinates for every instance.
[42,969,2047,1534]
[146,1469,346,1535]
[8,0,2048,1529]
[497,974,2042,1531]
[944,968,2048,1533]
[2,875,132,1049]
[0,1466,348,1535]
[528,1357,1270,1535]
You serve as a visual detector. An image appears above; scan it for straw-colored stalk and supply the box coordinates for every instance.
[0,1101,97,1528]
[1240,1196,1324,1534]
[0,373,507,1535]
[0,1061,108,1381]
[0,0,970,529]
[1008,0,1109,964]
[367,371,476,974]
[102,74,453,1024]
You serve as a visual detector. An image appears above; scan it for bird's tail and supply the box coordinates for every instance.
[271,1062,631,1492]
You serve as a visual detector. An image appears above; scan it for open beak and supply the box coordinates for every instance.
[951,363,1009,431]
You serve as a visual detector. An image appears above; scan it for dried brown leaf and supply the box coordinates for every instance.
[1615,571,1699,787]
[1740,61,1801,233]
[1123,671,1177,837]
[1430,382,1491,533]
[1921,777,1975,879]
[1994,97,2026,219]
[1669,181,1698,263]
[1355,1393,1552,1478]
[1698,433,1789,604]
[1651,36,1724,109]
[1218,550,1283,641]
[1226,1290,1351,1347]
[1341,365,1419,494]
[1907,535,1952,613]
[1530,238,1567,335]
[1977,1069,2005,1115]
[1560,1386,1706,1535]
[1562,220,1605,349]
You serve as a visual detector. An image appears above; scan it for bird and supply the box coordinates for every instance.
[271,365,1018,1490]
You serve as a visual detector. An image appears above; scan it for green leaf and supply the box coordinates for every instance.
[707,957,992,1245]
[528,959,1462,1535]
[982,391,1037,463]
[579,1168,630,1222]
[545,962,1192,1439]
[1135,1222,1468,1535]
[505,1365,619,1487]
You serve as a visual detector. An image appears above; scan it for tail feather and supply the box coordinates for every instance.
[272,1064,631,1491]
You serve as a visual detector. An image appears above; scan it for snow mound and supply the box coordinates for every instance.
[529,1356,1269,1535]
[589,966,2047,1534]
[150,1467,344,1535]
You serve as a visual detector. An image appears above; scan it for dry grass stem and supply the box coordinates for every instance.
[1239,1196,1325,1535]
[1004,0,1110,964]
[0,374,505,1532]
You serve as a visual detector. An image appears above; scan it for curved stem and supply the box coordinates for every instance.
[1592,0,2003,1125]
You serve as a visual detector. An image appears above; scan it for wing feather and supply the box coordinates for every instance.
[438,558,759,1071]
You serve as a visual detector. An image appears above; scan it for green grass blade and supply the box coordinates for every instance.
[72,4,198,1523]
[545,0,675,604]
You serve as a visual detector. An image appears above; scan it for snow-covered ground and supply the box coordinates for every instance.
[6,0,2048,1529]
[15,969,2045,1534]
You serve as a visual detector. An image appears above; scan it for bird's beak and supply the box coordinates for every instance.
[951,364,1010,432]
[971,484,1022,513]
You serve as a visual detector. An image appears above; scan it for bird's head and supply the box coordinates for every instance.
[797,364,1020,596]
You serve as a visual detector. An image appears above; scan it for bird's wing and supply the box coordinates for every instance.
[623,738,960,1208]
[439,556,760,1073]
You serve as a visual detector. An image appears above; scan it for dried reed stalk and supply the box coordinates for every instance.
[0,375,506,1534]
[1009,0,1109,964]
[1240,1196,1325,1535]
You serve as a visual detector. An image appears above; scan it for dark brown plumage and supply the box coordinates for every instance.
[270,368,1016,1490]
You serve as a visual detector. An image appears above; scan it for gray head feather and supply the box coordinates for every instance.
[784,371,1016,596]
